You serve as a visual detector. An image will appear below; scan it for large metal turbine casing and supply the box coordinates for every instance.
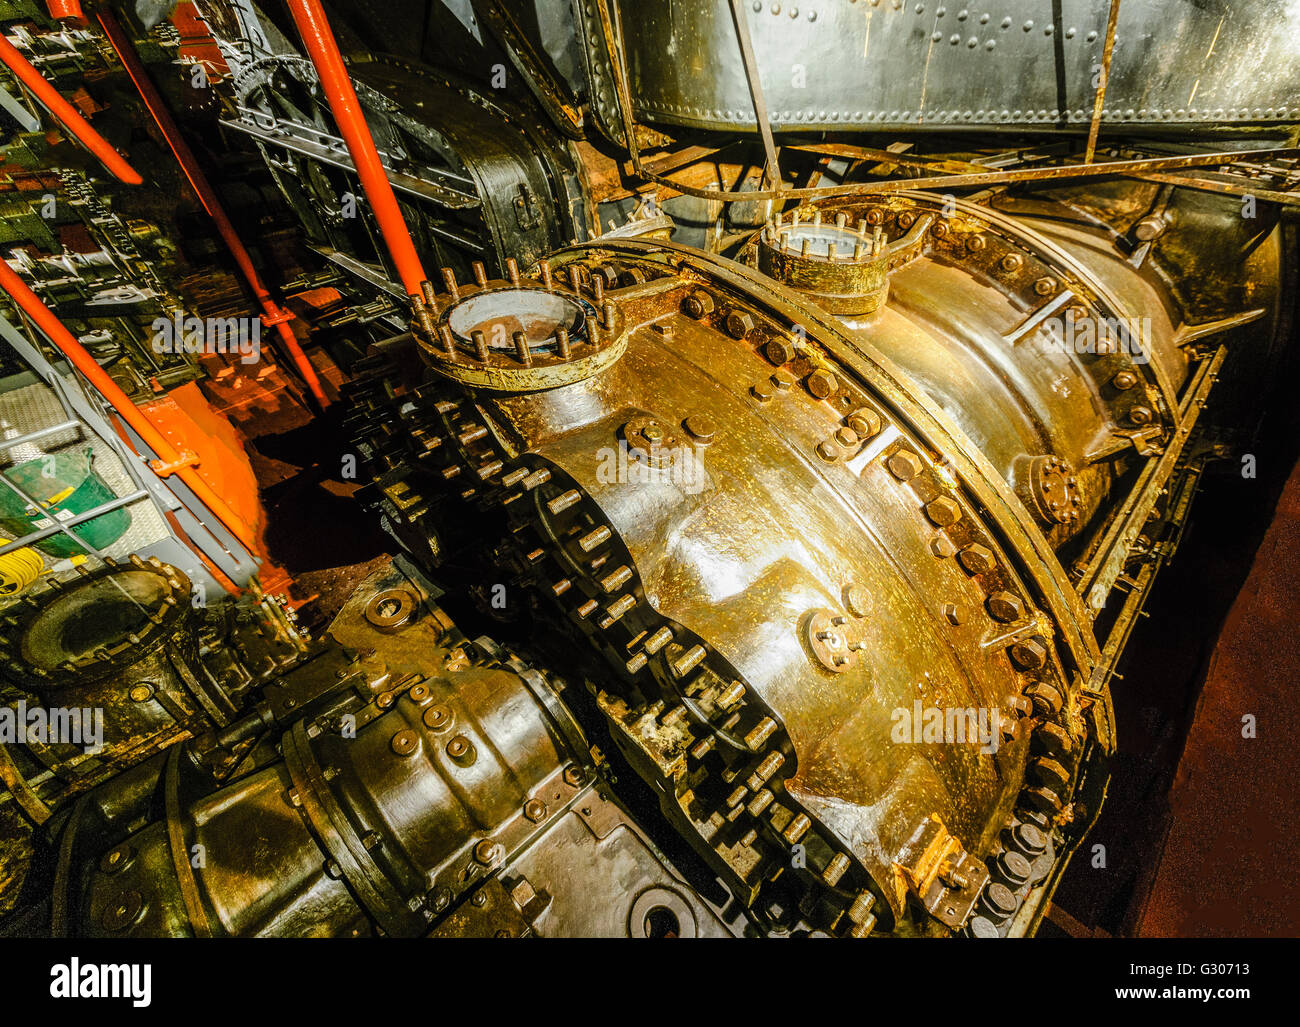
[353,183,1279,936]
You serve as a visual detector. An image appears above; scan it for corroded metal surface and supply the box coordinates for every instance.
[56,563,734,938]
[342,176,1283,935]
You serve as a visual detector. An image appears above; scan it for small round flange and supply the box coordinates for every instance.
[805,608,860,673]
[1016,454,1082,527]
[622,415,685,468]
[364,588,418,632]
[418,281,627,392]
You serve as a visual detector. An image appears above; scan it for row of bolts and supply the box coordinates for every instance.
[406,212,883,367]
[409,257,619,366]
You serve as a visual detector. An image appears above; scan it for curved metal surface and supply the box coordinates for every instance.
[345,224,1180,932]
[231,52,584,281]
[590,236,1103,673]
[589,0,1300,136]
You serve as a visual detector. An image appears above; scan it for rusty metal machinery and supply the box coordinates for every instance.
[0,558,209,791]
[343,178,1288,937]
[2,0,1298,944]
[50,560,736,938]
[0,555,306,820]
[225,50,590,295]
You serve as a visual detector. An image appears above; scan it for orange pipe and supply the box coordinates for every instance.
[95,9,330,409]
[0,257,261,557]
[44,0,85,21]
[285,0,428,298]
[0,31,140,185]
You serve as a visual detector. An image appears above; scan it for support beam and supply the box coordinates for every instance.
[284,0,429,300]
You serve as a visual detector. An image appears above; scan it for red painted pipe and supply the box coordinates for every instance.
[0,258,260,557]
[44,0,85,21]
[284,0,428,298]
[0,30,141,184]
[95,9,330,409]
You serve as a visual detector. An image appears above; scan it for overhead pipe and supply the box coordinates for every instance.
[95,9,330,409]
[0,258,261,558]
[283,0,430,300]
[0,31,140,184]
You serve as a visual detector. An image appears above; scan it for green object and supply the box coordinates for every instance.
[0,447,132,557]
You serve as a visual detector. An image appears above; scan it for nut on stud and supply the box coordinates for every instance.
[805,369,838,399]
[725,310,756,339]
[683,290,715,319]
[986,591,1025,622]
[886,449,924,480]
[846,408,882,439]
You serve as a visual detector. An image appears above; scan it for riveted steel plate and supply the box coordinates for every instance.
[584,0,1300,135]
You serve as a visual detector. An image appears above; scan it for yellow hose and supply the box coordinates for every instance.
[0,546,44,596]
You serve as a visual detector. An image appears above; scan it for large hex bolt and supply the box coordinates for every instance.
[1031,757,1071,792]
[805,369,839,399]
[887,449,924,480]
[474,839,503,867]
[1134,214,1168,241]
[1023,785,1064,816]
[846,408,883,439]
[683,290,715,319]
[764,337,797,365]
[957,543,996,575]
[1009,636,1048,670]
[1033,721,1074,759]
[1025,681,1063,717]
[986,591,1025,622]
[725,310,756,339]
[924,497,962,527]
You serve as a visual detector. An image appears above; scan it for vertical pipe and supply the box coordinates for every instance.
[284,0,429,298]
[0,32,140,184]
[1085,0,1122,164]
[727,0,782,194]
[95,9,330,408]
